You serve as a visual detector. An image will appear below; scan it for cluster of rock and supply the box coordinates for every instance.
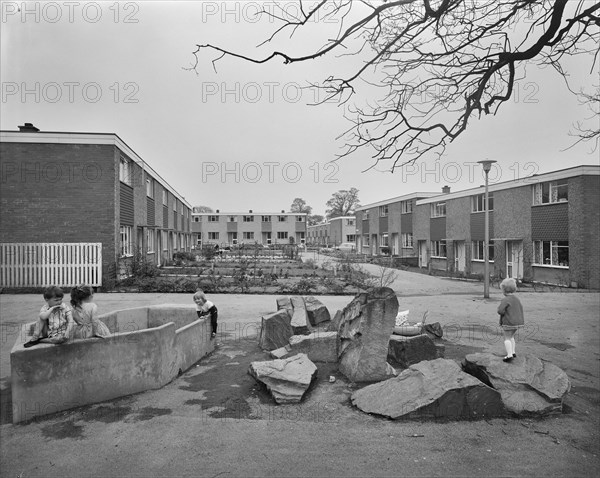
[250,287,570,419]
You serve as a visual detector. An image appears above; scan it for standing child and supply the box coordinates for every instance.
[24,286,74,347]
[497,278,525,362]
[70,284,111,339]
[193,289,218,339]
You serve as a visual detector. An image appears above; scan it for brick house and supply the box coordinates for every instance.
[408,165,598,289]
[307,216,357,248]
[191,210,307,247]
[0,124,192,286]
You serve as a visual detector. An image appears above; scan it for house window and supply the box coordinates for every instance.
[401,200,413,214]
[534,241,569,267]
[162,190,168,206]
[146,229,155,253]
[228,216,236,222]
[162,231,168,250]
[363,210,370,220]
[243,231,254,240]
[278,216,287,222]
[173,200,177,212]
[472,193,494,212]
[431,240,447,258]
[379,205,389,217]
[431,202,446,218]
[208,232,219,241]
[380,233,389,246]
[146,177,154,198]
[243,215,254,222]
[346,219,355,226]
[194,217,200,222]
[277,231,288,240]
[533,181,568,205]
[363,234,370,246]
[402,233,413,248]
[119,225,133,257]
[346,234,356,242]
[196,235,202,246]
[208,216,219,222]
[296,216,304,222]
[119,157,132,186]
[262,215,271,222]
[472,240,495,261]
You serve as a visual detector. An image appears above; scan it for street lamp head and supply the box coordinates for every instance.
[478,159,497,173]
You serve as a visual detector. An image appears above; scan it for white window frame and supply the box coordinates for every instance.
[533,240,569,267]
[296,216,304,222]
[208,215,219,222]
[162,190,168,206]
[431,202,446,218]
[162,231,168,251]
[363,234,370,246]
[533,181,568,205]
[243,215,254,222]
[119,157,132,186]
[277,231,288,240]
[472,193,494,212]
[120,225,133,257]
[278,216,287,222]
[379,205,389,217]
[243,231,254,240]
[401,200,413,214]
[472,240,495,262]
[146,177,154,198]
[262,215,271,222]
[431,240,447,258]
[208,232,220,241]
[146,229,155,253]
[401,232,413,248]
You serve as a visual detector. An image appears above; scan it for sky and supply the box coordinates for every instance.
[1,1,598,216]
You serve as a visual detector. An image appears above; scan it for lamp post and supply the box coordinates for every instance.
[478,160,496,298]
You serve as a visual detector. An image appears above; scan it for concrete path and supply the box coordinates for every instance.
[1,273,598,477]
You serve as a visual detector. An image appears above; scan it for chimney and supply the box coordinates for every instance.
[249,209,253,213]
[442,185,450,194]
[216,209,219,213]
[281,210,285,213]
[18,123,40,132]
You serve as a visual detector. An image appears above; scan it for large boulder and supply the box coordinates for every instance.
[388,334,439,369]
[288,331,338,363]
[258,310,293,351]
[326,310,342,332]
[276,296,292,314]
[352,358,505,419]
[462,353,570,416]
[337,287,399,382]
[248,353,318,404]
[290,296,314,335]
[303,296,331,326]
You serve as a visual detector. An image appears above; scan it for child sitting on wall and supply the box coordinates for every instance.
[70,284,111,339]
[23,286,74,347]
[193,289,218,339]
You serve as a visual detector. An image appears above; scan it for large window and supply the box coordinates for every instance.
[431,202,446,218]
[243,215,254,222]
[278,216,287,222]
[363,234,370,246]
[472,240,495,261]
[208,215,219,222]
[346,218,355,226]
[243,231,254,240]
[380,233,389,246]
[146,177,154,198]
[363,210,370,220]
[262,215,271,222]
[296,216,304,222]
[534,240,569,267]
[208,232,219,241]
[119,157,132,186]
[402,233,413,248]
[533,181,568,205]
[162,190,168,206]
[401,200,413,214]
[346,234,356,242]
[379,205,389,217]
[277,231,288,240]
[119,225,133,257]
[472,193,494,212]
[431,240,447,258]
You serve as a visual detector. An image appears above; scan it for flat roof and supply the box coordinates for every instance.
[356,192,440,211]
[0,130,192,208]
[192,212,307,216]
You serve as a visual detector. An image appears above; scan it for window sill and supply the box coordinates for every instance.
[533,264,569,269]
[472,259,495,263]
[532,201,568,207]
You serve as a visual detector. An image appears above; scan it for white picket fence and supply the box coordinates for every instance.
[0,243,102,288]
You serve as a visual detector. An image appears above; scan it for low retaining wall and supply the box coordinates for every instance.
[10,304,214,423]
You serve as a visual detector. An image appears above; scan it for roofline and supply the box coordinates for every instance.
[0,130,192,208]
[192,212,308,216]
[356,192,440,211]
[415,165,599,205]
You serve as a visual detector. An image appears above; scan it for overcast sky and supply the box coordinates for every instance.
[2,1,598,215]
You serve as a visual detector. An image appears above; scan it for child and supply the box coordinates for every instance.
[70,284,111,339]
[193,289,218,339]
[497,278,525,362]
[23,286,74,347]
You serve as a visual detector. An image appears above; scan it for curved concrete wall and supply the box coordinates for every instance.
[10,305,214,423]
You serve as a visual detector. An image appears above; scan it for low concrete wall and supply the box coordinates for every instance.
[10,304,214,423]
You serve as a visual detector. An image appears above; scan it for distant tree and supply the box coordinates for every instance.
[326,188,360,219]
[290,197,313,215]
[308,214,325,226]
[193,206,213,213]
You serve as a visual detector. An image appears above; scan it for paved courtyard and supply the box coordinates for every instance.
[0,267,598,477]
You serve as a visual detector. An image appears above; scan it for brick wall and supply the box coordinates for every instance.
[0,142,117,283]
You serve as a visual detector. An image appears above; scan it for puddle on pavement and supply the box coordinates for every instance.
[41,421,85,440]
[130,407,173,422]
[540,341,575,351]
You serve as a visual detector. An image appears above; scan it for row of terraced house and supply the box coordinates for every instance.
[308,165,599,289]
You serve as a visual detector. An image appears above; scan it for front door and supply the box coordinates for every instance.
[419,240,428,268]
[454,241,466,272]
[506,241,524,279]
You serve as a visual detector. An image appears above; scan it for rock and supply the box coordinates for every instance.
[270,344,291,359]
[326,310,342,332]
[258,310,293,351]
[276,296,292,313]
[288,331,338,362]
[462,353,570,416]
[337,287,399,382]
[248,353,318,404]
[290,296,313,335]
[303,296,331,326]
[423,322,444,339]
[351,358,505,419]
[388,334,439,369]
